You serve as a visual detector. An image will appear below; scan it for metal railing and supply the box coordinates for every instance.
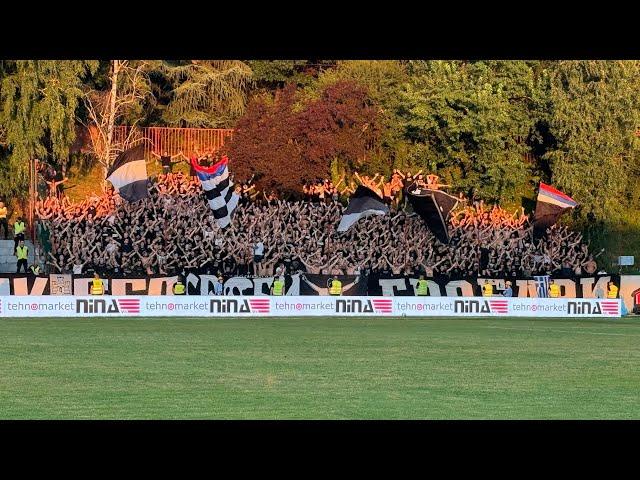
[113,126,234,157]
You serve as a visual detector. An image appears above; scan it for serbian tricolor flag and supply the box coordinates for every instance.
[533,182,578,237]
[106,143,149,202]
[191,155,239,228]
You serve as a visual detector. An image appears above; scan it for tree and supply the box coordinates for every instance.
[82,60,152,181]
[0,60,97,200]
[541,61,640,222]
[398,60,542,204]
[158,60,253,128]
[308,60,408,174]
[247,60,334,91]
[225,81,381,196]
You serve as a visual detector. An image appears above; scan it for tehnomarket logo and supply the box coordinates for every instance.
[210,298,270,314]
[76,298,141,314]
[335,299,393,314]
[453,299,508,314]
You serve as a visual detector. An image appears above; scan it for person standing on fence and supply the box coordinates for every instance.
[16,240,29,273]
[0,201,8,239]
[151,150,182,175]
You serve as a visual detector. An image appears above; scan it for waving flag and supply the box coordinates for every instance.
[406,184,460,244]
[337,186,389,232]
[533,183,578,237]
[192,155,239,228]
[106,143,148,202]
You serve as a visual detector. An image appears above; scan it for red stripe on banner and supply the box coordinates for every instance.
[539,182,577,203]
[191,155,229,174]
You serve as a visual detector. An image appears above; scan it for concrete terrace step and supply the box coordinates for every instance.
[0,239,36,273]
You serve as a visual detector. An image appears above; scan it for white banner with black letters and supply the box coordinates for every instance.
[0,296,621,318]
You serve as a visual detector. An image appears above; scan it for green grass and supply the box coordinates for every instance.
[1,316,639,419]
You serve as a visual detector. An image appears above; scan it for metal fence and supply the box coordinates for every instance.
[113,126,234,157]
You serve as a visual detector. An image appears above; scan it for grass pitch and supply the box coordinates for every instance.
[1,316,639,419]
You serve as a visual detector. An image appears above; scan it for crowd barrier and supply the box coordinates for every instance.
[1,273,638,313]
[0,296,622,318]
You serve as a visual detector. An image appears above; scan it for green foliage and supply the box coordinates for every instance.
[0,60,97,199]
[246,60,311,88]
[541,61,640,222]
[309,60,409,175]
[158,60,253,128]
[398,60,542,203]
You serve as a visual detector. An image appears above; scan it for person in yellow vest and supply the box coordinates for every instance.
[173,278,186,295]
[14,216,26,254]
[548,279,561,298]
[607,281,619,299]
[271,276,285,296]
[90,272,104,295]
[15,239,29,273]
[416,275,429,296]
[29,262,41,276]
[0,201,8,239]
[329,277,342,296]
[482,280,493,297]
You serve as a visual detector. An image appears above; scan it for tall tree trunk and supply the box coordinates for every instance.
[103,60,120,189]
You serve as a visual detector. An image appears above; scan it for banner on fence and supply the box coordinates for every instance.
[0,273,637,313]
[0,296,621,318]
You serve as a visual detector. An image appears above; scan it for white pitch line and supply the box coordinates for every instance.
[485,326,635,336]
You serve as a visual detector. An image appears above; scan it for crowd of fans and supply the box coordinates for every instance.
[34,167,602,279]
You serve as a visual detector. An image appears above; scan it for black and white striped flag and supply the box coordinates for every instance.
[192,155,239,228]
